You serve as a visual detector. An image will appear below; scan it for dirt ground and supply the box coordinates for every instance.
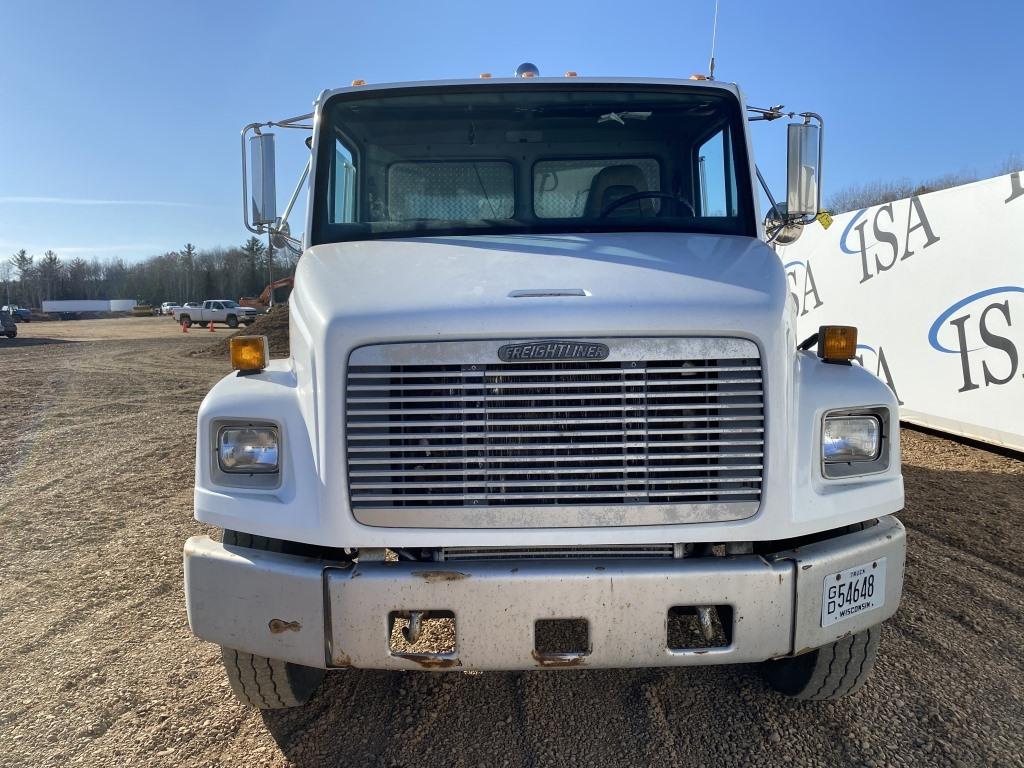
[1,317,1022,767]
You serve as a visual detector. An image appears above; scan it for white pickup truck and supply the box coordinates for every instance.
[173,300,258,328]
[184,68,905,710]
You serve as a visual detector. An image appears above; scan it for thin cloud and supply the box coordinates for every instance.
[0,196,201,208]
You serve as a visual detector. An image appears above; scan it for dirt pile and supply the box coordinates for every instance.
[195,304,290,358]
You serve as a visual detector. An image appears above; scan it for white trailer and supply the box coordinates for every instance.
[41,299,138,315]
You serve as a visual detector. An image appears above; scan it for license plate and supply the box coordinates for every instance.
[821,558,886,627]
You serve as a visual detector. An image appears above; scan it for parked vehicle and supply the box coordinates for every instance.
[173,300,259,328]
[1,305,30,322]
[160,302,182,316]
[184,69,906,710]
[240,276,293,312]
[0,310,16,339]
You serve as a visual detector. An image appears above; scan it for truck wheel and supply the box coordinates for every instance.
[6,331,15,339]
[198,321,208,328]
[226,314,239,328]
[219,529,325,709]
[221,647,324,709]
[180,316,192,328]
[763,626,881,700]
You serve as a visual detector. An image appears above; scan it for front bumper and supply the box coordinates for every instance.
[184,516,905,671]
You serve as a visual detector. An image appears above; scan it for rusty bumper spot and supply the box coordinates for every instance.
[396,653,462,669]
[332,652,356,669]
[531,650,587,668]
[413,570,470,583]
[268,619,301,634]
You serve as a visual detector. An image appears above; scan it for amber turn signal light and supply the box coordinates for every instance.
[818,325,857,362]
[230,336,269,373]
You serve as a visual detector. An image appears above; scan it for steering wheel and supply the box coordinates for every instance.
[600,191,696,218]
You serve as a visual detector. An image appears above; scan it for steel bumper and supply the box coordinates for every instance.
[184,516,905,671]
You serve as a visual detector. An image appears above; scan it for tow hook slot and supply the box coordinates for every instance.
[533,618,590,666]
[388,610,458,667]
[668,605,733,651]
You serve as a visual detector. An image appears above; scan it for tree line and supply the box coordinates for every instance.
[1,237,296,309]
[826,154,1022,214]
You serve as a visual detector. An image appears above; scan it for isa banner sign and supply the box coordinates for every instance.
[778,171,1024,452]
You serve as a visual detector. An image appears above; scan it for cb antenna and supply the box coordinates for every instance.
[708,0,720,80]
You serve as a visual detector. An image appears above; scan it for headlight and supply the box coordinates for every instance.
[823,416,880,462]
[218,425,279,473]
[821,410,889,479]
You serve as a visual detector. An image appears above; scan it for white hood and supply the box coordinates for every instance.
[292,232,788,346]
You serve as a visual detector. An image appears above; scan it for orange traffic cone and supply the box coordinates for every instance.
[181,321,188,333]
[209,322,215,332]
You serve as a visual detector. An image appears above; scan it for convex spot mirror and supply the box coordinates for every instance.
[786,123,820,218]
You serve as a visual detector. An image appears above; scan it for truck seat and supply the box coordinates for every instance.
[584,164,655,217]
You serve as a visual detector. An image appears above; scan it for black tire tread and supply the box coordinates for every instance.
[221,647,320,709]
[765,626,881,700]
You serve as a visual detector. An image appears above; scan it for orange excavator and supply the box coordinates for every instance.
[240,276,294,311]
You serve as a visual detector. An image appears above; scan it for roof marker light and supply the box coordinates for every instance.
[351,79,366,86]
[818,326,858,363]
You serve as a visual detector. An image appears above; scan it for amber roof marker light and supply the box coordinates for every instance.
[817,325,858,363]
[230,336,270,374]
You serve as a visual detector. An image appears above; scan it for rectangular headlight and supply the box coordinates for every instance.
[217,425,279,473]
[823,415,881,463]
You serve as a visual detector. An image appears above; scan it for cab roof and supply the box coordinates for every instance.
[316,77,742,108]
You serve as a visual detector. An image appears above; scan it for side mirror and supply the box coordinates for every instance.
[786,122,821,217]
[249,133,277,226]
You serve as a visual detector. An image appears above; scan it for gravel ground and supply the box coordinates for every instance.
[1,317,1022,767]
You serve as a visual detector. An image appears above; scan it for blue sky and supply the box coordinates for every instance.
[1,0,1020,263]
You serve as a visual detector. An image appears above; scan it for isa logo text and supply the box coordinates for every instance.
[929,286,1024,393]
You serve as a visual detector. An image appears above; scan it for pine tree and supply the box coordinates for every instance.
[242,237,265,296]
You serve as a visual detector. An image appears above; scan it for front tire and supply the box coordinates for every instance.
[219,529,325,709]
[763,626,881,700]
[226,314,239,328]
[221,647,324,709]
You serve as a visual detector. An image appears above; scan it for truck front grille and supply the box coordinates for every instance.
[344,338,765,527]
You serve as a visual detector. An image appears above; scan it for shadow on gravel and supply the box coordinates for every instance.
[900,461,1023,575]
[0,337,81,348]
[259,666,800,767]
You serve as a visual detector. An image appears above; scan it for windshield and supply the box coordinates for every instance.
[312,85,754,244]
[220,300,238,308]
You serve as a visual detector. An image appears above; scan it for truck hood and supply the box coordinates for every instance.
[294,232,788,345]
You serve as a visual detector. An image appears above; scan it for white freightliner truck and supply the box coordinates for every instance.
[184,67,906,709]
